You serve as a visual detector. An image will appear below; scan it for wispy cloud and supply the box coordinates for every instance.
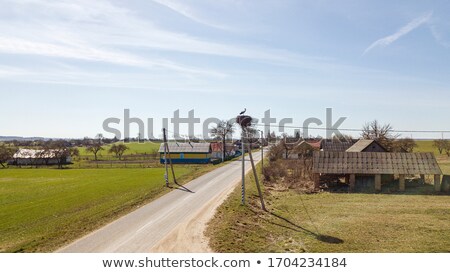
[151,0,230,30]
[429,23,450,48]
[363,11,433,55]
[1,0,417,91]
[0,0,346,79]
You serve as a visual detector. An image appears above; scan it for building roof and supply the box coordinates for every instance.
[13,149,58,159]
[306,140,322,149]
[321,140,355,152]
[158,142,211,153]
[313,151,442,175]
[297,141,313,149]
[346,139,386,152]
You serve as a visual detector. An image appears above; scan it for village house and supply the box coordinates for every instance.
[210,142,238,160]
[284,140,321,159]
[346,139,387,152]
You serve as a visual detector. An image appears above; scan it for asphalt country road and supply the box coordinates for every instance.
[58,152,262,253]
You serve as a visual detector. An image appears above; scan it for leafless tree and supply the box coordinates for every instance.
[393,137,417,152]
[362,120,400,151]
[86,143,104,161]
[108,144,129,160]
[267,139,286,161]
[40,140,78,168]
[210,120,235,161]
[433,139,448,155]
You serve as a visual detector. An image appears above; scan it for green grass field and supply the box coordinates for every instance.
[0,165,213,253]
[207,168,450,253]
[77,141,162,157]
[207,186,450,253]
[415,140,450,173]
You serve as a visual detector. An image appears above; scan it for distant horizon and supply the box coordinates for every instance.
[0,135,446,142]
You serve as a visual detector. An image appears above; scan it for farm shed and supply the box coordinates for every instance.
[346,139,387,153]
[9,149,72,166]
[312,151,442,192]
[159,142,211,164]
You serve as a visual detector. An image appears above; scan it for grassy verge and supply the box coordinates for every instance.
[206,163,450,253]
[0,162,221,253]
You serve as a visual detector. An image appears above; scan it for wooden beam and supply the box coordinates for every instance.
[399,174,405,192]
[349,174,355,193]
[420,174,425,184]
[375,174,382,192]
[434,174,441,192]
[313,173,320,190]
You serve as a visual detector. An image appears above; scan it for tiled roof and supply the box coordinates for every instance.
[321,141,355,152]
[306,140,322,149]
[158,142,211,153]
[13,149,58,159]
[313,151,442,175]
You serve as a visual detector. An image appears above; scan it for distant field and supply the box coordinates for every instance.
[0,165,216,253]
[207,166,450,253]
[415,140,438,155]
[415,140,450,173]
[78,141,162,157]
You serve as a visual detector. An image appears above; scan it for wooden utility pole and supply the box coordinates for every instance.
[248,143,266,211]
[163,128,177,186]
[260,130,264,172]
[241,130,245,205]
[163,128,169,187]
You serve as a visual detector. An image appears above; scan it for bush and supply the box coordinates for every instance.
[262,159,315,193]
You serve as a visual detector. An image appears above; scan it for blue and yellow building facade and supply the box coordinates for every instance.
[159,142,211,164]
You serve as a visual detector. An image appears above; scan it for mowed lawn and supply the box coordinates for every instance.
[0,167,192,253]
[207,174,450,253]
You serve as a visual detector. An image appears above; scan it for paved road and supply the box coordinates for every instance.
[58,152,262,253]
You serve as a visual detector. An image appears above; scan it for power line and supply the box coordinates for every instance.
[253,123,450,134]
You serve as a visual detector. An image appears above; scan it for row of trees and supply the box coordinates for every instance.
[0,140,132,168]
[0,144,17,168]
[433,139,450,156]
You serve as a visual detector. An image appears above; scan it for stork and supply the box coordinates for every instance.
[239,108,247,115]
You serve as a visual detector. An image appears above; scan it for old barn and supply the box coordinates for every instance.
[159,142,211,164]
[312,151,442,192]
[9,148,72,166]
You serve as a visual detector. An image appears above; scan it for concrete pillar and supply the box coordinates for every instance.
[349,174,355,192]
[399,174,405,192]
[434,174,441,192]
[375,174,382,192]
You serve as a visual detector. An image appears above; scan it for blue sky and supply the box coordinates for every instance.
[1,0,449,139]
